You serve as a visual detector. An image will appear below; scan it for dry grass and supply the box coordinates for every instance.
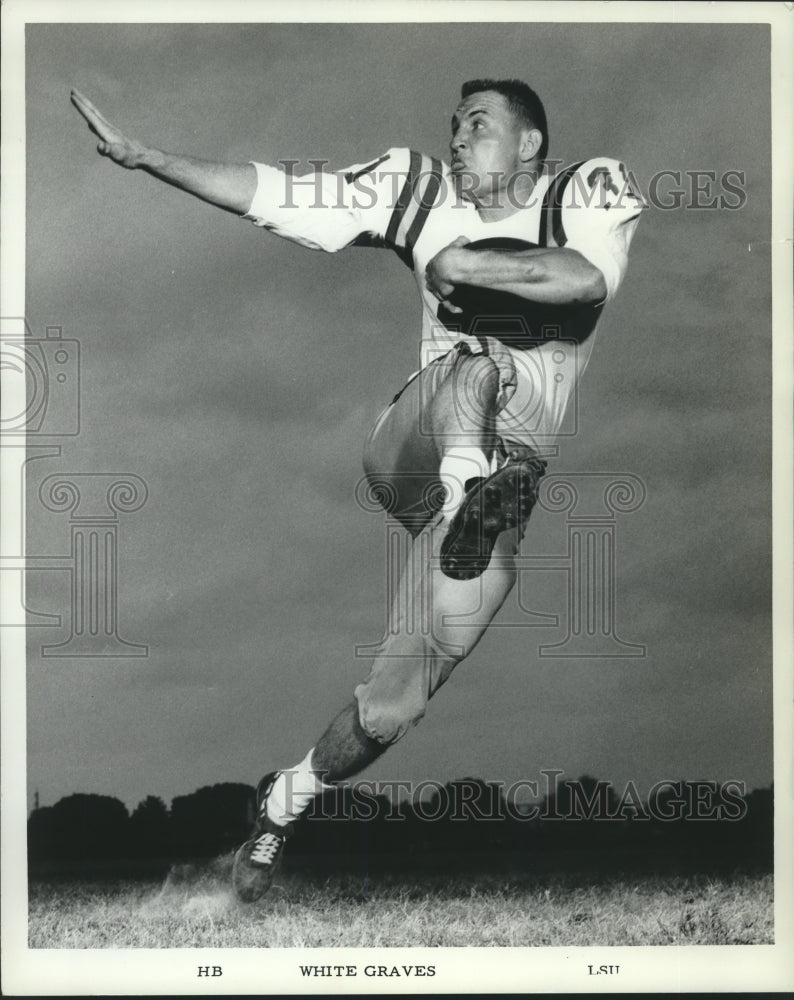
[28,857,773,949]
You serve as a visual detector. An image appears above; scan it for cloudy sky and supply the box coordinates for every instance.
[22,19,773,812]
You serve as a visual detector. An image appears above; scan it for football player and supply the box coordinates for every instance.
[72,79,643,902]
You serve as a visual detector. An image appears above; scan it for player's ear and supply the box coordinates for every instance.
[519,128,543,163]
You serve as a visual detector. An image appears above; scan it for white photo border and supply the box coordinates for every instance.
[2,0,792,994]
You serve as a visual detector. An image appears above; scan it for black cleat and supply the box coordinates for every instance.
[440,449,546,581]
[232,771,290,903]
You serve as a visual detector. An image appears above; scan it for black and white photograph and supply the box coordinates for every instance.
[2,1,792,994]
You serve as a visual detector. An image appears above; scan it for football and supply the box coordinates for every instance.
[436,237,597,349]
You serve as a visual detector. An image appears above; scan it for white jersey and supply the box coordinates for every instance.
[243,148,643,449]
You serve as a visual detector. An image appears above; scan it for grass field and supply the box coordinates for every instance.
[28,855,773,948]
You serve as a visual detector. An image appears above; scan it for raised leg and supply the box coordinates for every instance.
[362,345,503,534]
[316,345,518,770]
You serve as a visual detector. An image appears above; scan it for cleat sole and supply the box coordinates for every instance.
[440,457,544,581]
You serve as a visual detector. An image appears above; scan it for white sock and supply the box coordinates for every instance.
[266,748,333,827]
[439,447,491,518]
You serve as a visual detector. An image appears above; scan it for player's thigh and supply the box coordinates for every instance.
[362,354,458,531]
[363,348,504,522]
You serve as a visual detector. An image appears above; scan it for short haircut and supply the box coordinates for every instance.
[460,78,549,161]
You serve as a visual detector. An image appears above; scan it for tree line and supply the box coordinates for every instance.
[27,777,773,876]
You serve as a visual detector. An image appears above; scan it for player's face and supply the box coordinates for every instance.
[449,91,529,202]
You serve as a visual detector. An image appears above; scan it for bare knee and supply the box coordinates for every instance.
[354,681,425,746]
[433,353,500,442]
[454,353,500,415]
[457,353,500,409]
[353,646,460,745]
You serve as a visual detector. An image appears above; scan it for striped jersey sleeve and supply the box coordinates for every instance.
[242,147,445,263]
[538,157,644,302]
[377,149,445,267]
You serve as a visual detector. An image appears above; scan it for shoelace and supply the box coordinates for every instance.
[250,831,282,866]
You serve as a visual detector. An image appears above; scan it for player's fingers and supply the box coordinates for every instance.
[428,281,457,310]
[89,106,117,134]
[70,88,106,120]
[70,89,114,139]
[71,95,104,135]
[70,89,99,122]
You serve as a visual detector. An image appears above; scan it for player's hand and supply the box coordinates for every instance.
[425,236,471,313]
[70,89,148,169]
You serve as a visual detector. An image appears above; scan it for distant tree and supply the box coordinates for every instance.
[129,795,170,858]
[28,805,57,862]
[28,793,130,861]
[740,785,773,867]
[548,775,618,822]
[744,785,773,825]
[297,784,391,862]
[170,783,252,857]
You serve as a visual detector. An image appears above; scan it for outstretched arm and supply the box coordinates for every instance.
[426,240,607,308]
[71,89,257,215]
